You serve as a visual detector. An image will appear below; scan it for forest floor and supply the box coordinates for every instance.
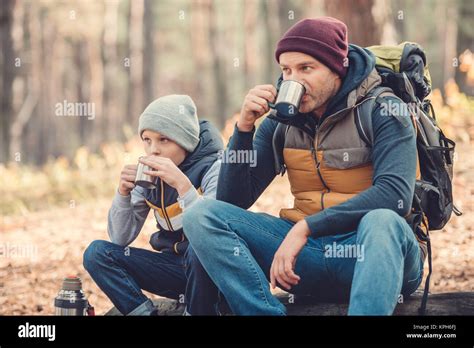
[1,143,473,315]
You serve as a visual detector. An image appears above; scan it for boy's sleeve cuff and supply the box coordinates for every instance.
[113,189,132,208]
[177,186,200,210]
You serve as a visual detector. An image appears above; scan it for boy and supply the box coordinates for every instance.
[83,94,223,315]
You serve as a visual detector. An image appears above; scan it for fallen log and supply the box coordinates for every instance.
[105,290,474,316]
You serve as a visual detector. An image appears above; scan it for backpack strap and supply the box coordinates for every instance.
[358,86,436,315]
[355,86,396,147]
[272,122,290,175]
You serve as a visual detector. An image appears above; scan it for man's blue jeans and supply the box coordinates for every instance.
[83,241,220,315]
[182,200,424,315]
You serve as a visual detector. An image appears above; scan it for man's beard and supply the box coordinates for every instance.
[300,79,339,116]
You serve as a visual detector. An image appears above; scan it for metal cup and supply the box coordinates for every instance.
[269,80,306,118]
[135,158,158,189]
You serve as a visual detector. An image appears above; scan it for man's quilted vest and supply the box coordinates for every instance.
[278,68,427,260]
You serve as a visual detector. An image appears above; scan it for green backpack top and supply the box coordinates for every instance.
[367,41,432,102]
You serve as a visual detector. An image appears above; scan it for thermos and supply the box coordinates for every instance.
[54,276,94,316]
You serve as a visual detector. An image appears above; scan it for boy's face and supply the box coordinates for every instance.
[141,130,187,166]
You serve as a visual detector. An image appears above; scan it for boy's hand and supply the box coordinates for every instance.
[139,156,192,196]
[118,164,138,196]
[238,84,276,132]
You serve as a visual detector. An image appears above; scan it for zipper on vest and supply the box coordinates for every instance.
[311,122,330,191]
[320,191,326,210]
[160,180,175,232]
[310,102,369,210]
[311,121,330,210]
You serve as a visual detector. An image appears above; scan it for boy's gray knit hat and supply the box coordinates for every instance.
[138,94,200,153]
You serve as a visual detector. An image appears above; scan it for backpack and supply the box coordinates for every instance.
[272,42,462,314]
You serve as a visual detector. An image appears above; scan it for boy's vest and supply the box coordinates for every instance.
[144,121,222,255]
[277,68,427,260]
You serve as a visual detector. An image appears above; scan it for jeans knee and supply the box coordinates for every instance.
[358,209,408,244]
[182,199,222,241]
[83,240,110,272]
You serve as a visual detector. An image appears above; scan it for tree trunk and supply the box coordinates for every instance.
[443,4,459,85]
[244,0,258,87]
[455,0,474,96]
[190,0,212,122]
[22,0,41,164]
[278,0,303,34]
[324,0,381,47]
[0,0,16,163]
[21,6,57,165]
[75,40,89,145]
[125,0,134,126]
[207,0,228,129]
[142,0,155,107]
[42,17,57,164]
[128,0,144,124]
[102,0,120,144]
[88,39,104,151]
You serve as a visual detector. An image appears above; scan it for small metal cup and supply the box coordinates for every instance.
[135,158,158,189]
[269,80,306,118]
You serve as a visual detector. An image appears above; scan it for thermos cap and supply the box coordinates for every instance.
[62,276,82,291]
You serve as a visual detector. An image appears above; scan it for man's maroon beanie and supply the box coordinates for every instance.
[275,17,349,78]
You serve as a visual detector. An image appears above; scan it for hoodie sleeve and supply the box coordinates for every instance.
[107,186,150,246]
[177,159,221,210]
[304,96,417,238]
[216,118,279,208]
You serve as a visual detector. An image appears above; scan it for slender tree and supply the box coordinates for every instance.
[0,0,16,163]
[324,0,381,46]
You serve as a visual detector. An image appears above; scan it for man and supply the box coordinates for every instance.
[182,17,425,315]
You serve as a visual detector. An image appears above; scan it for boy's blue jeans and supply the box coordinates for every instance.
[83,241,220,315]
[182,200,424,315]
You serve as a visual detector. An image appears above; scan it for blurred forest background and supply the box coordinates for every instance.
[1,0,474,166]
[0,0,473,315]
